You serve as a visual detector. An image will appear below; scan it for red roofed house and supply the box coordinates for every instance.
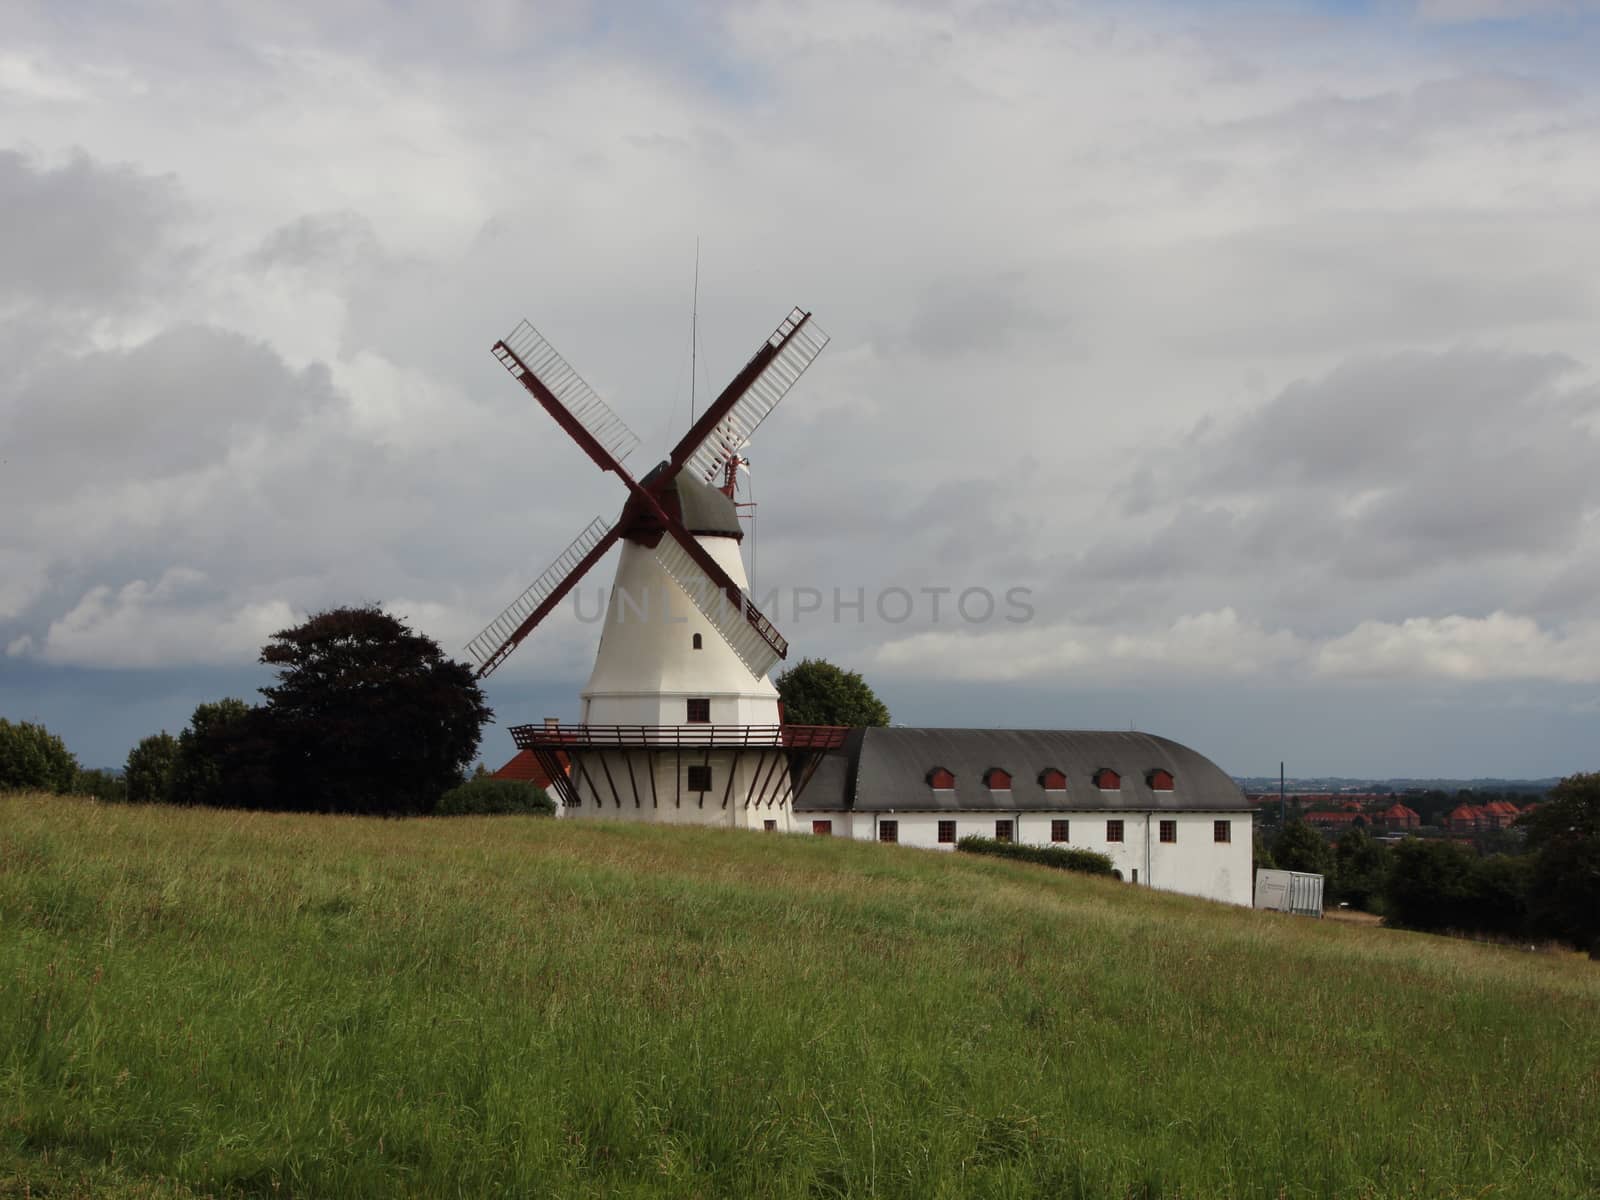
[1376,802,1420,831]
[492,750,569,792]
[1305,810,1365,830]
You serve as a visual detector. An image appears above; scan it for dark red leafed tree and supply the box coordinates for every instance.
[260,605,492,815]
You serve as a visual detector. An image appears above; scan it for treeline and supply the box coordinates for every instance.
[2,606,552,818]
[1262,776,1599,958]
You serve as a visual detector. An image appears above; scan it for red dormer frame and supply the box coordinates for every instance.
[1093,768,1121,790]
[984,767,1012,790]
[927,766,956,790]
[1038,767,1067,791]
[1148,768,1175,791]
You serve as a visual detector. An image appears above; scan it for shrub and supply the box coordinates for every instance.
[956,835,1116,877]
[0,718,78,793]
[72,767,128,803]
[1383,838,1532,939]
[436,777,556,816]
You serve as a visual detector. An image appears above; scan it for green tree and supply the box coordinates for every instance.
[0,718,78,793]
[776,658,890,727]
[1271,820,1333,876]
[1331,827,1389,912]
[125,731,179,804]
[168,700,252,807]
[72,767,127,803]
[1252,833,1277,872]
[1522,771,1600,957]
[260,605,492,815]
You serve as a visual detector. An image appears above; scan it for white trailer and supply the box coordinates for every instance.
[1254,868,1324,917]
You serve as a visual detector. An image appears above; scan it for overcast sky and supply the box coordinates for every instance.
[6,0,1600,778]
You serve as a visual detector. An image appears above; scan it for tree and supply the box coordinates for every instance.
[1331,828,1389,912]
[1522,772,1600,957]
[168,699,252,807]
[1271,820,1334,876]
[125,732,179,804]
[72,768,127,803]
[259,605,492,815]
[0,718,78,793]
[775,658,890,727]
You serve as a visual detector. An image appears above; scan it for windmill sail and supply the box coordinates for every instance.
[652,537,786,678]
[681,308,828,483]
[466,516,615,676]
[494,320,642,464]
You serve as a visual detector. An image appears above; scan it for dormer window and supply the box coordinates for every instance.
[983,767,1012,790]
[1148,769,1175,791]
[927,767,955,790]
[1093,768,1121,790]
[1038,768,1067,791]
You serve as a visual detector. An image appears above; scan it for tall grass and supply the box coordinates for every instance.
[1,792,1596,1198]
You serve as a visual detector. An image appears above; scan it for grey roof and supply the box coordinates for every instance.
[670,473,742,538]
[793,727,1248,813]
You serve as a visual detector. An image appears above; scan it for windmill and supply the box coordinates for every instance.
[467,306,846,826]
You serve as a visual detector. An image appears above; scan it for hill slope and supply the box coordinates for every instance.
[1,794,1596,1198]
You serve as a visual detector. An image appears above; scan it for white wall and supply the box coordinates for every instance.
[798,808,1253,906]
[567,747,794,831]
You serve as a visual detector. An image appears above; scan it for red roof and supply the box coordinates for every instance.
[1382,803,1419,819]
[491,750,568,789]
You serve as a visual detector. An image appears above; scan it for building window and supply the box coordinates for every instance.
[995,819,1014,842]
[692,633,703,650]
[812,820,833,836]
[927,766,955,789]
[984,767,1012,790]
[1214,820,1231,844]
[1094,768,1121,790]
[686,697,710,723]
[763,819,777,832]
[878,820,899,844]
[1106,819,1124,843]
[686,764,712,792]
[1050,819,1069,842]
[1148,769,1175,791]
[938,820,957,844]
[1039,768,1067,791]
[1160,819,1177,844]
[1131,868,1139,884]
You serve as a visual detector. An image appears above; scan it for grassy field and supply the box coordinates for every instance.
[2,794,1596,1199]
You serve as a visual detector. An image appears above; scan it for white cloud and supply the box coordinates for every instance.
[1313,611,1600,683]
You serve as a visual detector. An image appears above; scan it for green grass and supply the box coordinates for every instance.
[1,794,1596,1199]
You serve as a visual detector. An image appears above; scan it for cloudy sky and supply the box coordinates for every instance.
[6,0,1600,777]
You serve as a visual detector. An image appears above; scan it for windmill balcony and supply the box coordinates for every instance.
[509,723,850,751]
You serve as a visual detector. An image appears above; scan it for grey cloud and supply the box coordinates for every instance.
[0,150,188,310]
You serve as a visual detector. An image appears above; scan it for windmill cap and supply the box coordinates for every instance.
[632,463,743,539]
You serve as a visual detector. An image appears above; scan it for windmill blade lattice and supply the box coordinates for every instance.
[651,537,786,677]
[466,516,616,677]
[494,320,641,464]
[681,309,829,483]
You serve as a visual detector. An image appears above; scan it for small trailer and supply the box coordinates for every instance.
[1254,868,1324,917]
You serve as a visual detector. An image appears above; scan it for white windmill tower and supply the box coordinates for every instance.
[464,308,842,829]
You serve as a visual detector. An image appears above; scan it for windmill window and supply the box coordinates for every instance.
[1051,819,1070,843]
[763,820,777,832]
[1039,768,1067,791]
[1148,769,1175,791]
[692,633,703,650]
[686,698,711,724]
[927,767,956,790]
[984,768,1012,790]
[1094,768,1121,791]
[686,765,712,792]
[1106,819,1125,843]
[937,820,957,844]
[812,820,833,836]
[1159,820,1177,844]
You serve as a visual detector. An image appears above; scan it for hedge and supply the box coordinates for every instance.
[956,835,1117,877]
[436,777,556,816]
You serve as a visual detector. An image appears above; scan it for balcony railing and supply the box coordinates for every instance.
[509,723,850,751]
